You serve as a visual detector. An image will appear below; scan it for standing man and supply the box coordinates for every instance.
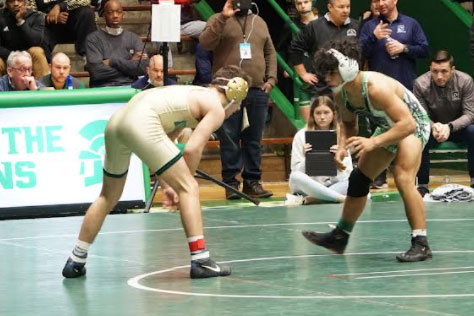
[199,0,277,199]
[0,50,43,91]
[39,52,84,89]
[276,0,318,121]
[359,0,429,188]
[62,65,250,279]
[289,0,359,88]
[414,50,474,195]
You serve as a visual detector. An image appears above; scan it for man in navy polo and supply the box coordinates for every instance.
[359,0,428,188]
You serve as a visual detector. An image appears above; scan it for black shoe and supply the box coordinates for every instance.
[190,258,231,279]
[417,186,429,197]
[62,258,86,278]
[396,236,433,262]
[302,227,349,254]
[225,182,241,200]
[370,171,388,189]
[242,180,273,198]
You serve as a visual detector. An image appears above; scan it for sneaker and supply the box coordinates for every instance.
[370,171,388,189]
[225,182,241,200]
[190,258,231,279]
[284,193,305,206]
[243,180,273,198]
[396,236,433,262]
[301,227,349,254]
[62,258,86,278]
[417,186,430,197]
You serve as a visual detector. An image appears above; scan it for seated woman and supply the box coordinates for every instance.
[285,95,353,205]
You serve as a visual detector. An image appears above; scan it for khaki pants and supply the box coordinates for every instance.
[0,58,5,76]
[27,47,49,79]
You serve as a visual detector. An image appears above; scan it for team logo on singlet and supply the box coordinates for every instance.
[78,120,107,187]
[174,121,187,128]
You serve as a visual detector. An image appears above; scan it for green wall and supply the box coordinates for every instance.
[316,0,473,77]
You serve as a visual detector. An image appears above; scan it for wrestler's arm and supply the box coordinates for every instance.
[183,95,225,175]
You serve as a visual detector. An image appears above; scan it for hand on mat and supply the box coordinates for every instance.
[346,136,376,159]
[162,187,179,211]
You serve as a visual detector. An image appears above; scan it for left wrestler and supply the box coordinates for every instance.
[62,65,250,279]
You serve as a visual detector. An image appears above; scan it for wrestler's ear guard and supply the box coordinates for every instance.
[327,48,359,83]
[217,77,249,103]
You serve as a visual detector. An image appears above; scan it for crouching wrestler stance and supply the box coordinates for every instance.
[62,65,250,278]
[302,39,432,262]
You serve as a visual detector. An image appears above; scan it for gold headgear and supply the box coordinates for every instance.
[217,77,249,103]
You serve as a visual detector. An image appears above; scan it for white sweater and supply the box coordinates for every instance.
[290,128,353,187]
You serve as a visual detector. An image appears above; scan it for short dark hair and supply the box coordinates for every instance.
[313,38,361,81]
[431,50,454,67]
[211,65,252,92]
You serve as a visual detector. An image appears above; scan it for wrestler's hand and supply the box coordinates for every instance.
[334,146,348,171]
[346,136,376,159]
[162,187,179,211]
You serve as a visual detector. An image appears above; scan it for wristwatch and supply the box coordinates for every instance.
[403,45,410,54]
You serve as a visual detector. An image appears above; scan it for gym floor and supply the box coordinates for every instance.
[1,198,474,316]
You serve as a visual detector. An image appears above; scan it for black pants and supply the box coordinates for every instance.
[47,7,97,56]
[417,124,474,185]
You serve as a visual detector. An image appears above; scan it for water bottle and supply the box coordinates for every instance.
[66,75,73,90]
[384,36,399,59]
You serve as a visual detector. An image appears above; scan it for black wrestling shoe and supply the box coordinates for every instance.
[302,227,349,254]
[396,236,433,262]
[190,258,231,279]
[62,258,86,278]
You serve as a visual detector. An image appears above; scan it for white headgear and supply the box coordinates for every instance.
[327,48,359,83]
[216,77,249,103]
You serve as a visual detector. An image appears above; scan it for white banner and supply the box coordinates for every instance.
[0,103,145,208]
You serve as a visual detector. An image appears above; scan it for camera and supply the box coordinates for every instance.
[233,0,252,12]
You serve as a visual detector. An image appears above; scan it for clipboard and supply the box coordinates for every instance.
[305,130,337,176]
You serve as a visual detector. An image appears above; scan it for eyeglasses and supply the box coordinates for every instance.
[11,67,33,74]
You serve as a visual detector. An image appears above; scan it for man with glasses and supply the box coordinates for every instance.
[0,50,43,91]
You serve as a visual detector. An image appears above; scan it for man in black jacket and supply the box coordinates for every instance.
[289,0,359,87]
[0,0,50,79]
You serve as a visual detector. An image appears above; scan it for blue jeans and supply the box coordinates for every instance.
[417,124,474,185]
[216,88,269,184]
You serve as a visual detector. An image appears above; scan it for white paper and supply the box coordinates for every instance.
[151,4,181,43]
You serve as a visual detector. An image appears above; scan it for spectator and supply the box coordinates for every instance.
[275,0,318,121]
[39,52,84,89]
[414,50,474,194]
[359,0,429,188]
[200,0,277,199]
[359,0,380,37]
[85,0,147,88]
[289,0,359,88]
[0,50,43,91]
[285,95,352,206]
[27,0,96,57]
[359,0,428,92]
[0,0,50,79]
[178,0,212,85]
[131,54,177,90]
